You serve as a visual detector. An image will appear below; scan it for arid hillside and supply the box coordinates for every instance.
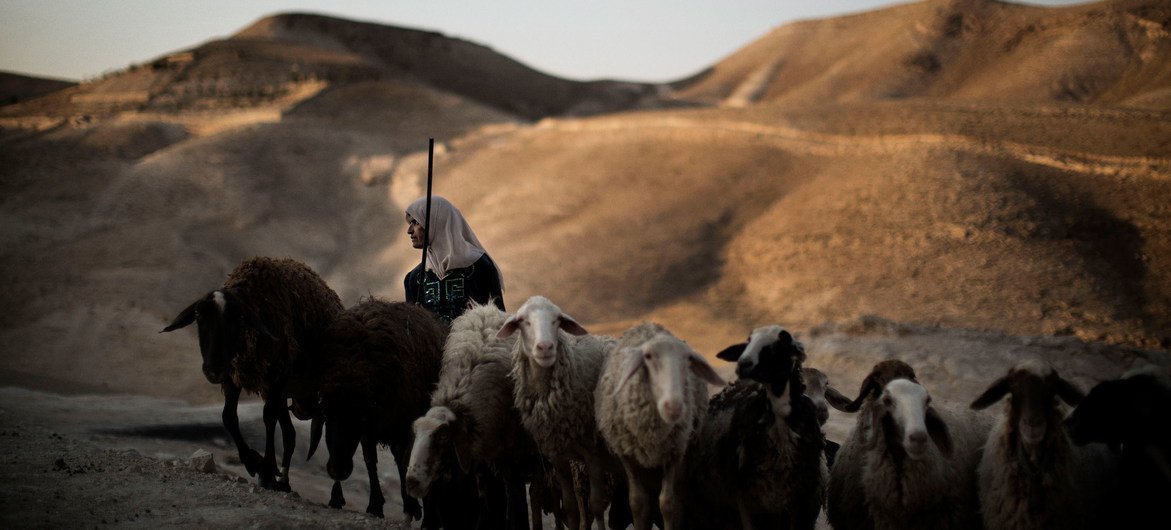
[1,0,1169,406]
[674,0,1171,108]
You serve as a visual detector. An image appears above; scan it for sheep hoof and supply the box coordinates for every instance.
[366,504,384,518]
[329,482,345,509]
[241,449,262,476]
[403,498,423,521]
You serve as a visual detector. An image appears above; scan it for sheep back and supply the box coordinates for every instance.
[431,303,519,461]
[596,323,708,469]
[512,331,614,461]
[688,379,825,529]
[223,256,343,396]
[319,299,445,440]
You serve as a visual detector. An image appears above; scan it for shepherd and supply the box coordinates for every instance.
[403,141,506,323]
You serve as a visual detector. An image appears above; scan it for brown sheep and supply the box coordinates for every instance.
[308,298,448,525]
[163,256,343,491]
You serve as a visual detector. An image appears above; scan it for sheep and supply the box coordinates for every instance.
[307,298,447,524]
[595,322,724,530]
[405,301,536,530]
[804,367,842,467]
[162,256,343,491]
[826,360,992,530]
[497,295,622,530]
[1064,364,1171,530]
[969,360,1118,530]
[683,325,827,530]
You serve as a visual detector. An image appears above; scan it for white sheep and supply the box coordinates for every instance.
[405,301,531,529]
[826,360,992,530]
[595,322,724,530]
[497,295,619,530]
[970,360,1118,530]
[683,325,827,530]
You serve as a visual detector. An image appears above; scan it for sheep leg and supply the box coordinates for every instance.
[220,382,262,477]
[620,457,652,530]
[361,436,385,517]
[389,441,422,521]
[586,457,610,530]
[328,481,345,509]
[276,400,295,489]
[258,390,287,491]
[506,471,530,530]
[659,464,680,530]
[553,460,580,530]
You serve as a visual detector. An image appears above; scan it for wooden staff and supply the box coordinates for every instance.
[416,138,435,304]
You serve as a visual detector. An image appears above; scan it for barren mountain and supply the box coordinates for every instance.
[2,0,1170,525]
[0,71,75,107]
[674,0,1171,108]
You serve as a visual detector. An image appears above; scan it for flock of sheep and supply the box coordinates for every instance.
[163,257,1171,530]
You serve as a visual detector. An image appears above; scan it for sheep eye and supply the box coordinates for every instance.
[882,395,893,406]
[643,352,653,361]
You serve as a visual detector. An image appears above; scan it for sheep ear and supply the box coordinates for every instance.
[778,330,807,362]
[496,315,522,339]
[1052,373,1085,407]
[689,352,726,387]
[842,375,880,413]
[558,314,588,336]
[926,407,953,457]
[716,343,747,362]
[824,385,855,412]
[162,300,198,332]
[864,402,884,449]
[971,376,1011,410]
[612,349,644,396]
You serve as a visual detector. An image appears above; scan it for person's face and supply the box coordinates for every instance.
[406,213,425,249]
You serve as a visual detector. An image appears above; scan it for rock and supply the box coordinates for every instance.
[187,449,216,474]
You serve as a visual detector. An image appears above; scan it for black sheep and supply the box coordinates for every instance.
[162,256,343,491]
[308,298,447,524]
[1065,365,1171,530]
[683,325,826,530]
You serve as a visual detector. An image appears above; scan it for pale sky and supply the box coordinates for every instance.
[1,0,1096,83]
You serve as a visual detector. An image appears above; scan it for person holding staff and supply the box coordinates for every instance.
[404,195,505,324]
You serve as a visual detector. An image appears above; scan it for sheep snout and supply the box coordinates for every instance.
[658,398,684,424]
[404,470,429,498]
[906,430,929,457]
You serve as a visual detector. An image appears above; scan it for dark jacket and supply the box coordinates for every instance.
[405,253,505,324]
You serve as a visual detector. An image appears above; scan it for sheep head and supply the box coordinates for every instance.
[803,367,832,426]
[716,325,806,417]
[496,296,587,368]
[613,332,724,425]
[161,287,274,385]
[971,360,1083,453]
[1064,368,1171,450]
[873,379,953,460]
[406,406,467,498]
[830,359,919,413]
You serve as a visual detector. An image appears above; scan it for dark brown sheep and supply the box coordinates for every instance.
[308,298,447,524]
[162,256,343,491]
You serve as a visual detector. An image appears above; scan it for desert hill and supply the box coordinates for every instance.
[0,71,75,107]
[1,0,1169,409]
[0,12,662,123]
[674,0,1171,108]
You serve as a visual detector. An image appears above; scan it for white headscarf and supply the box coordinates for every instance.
[406,195,504,290]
